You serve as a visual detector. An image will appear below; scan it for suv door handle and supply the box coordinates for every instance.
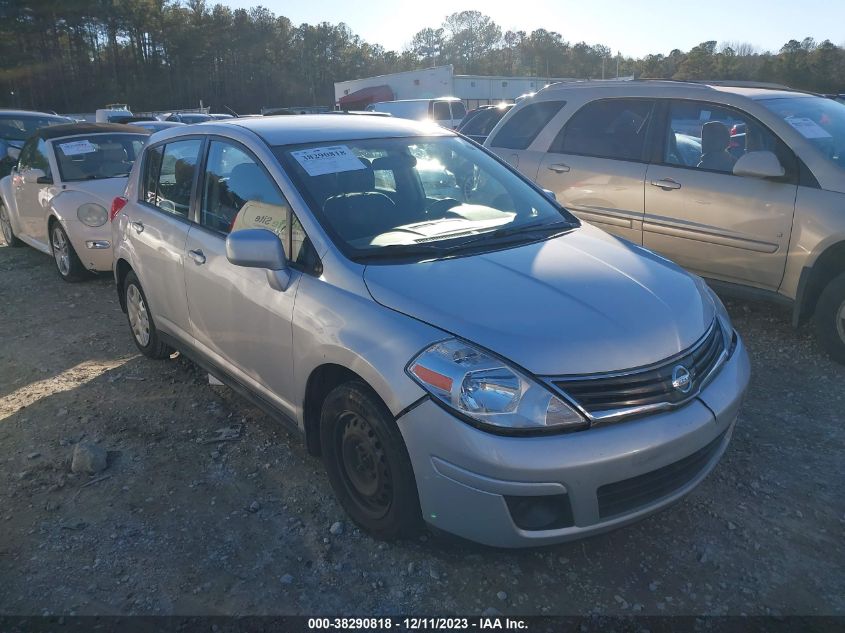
[650,178,681,191]
[130,220,144,233]
[547,163,571,173]
[188,249,206,265]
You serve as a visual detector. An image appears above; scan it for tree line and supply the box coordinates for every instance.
[1,2,843,115]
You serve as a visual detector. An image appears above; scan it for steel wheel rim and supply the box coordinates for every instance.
[337,412,393,519]
[837,300,845,343]
[51,226,70,276]
[0,204,13,244]
[126,284,151,347]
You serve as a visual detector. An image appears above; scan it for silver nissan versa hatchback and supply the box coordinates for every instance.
[111,115,750,547]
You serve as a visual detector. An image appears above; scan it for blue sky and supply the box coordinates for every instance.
[220,0,845,57]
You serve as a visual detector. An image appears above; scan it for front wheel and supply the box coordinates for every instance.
[123,271,172,360]
[50,222,88,281]
[0,200,23,247]
[814,271,845,365]
[320,382,421,540]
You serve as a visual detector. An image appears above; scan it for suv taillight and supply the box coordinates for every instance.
[110,196,128,222]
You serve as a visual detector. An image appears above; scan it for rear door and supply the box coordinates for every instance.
[183,138,306,417]
[125,137,204,341]
[643,99,798,289]
[534,98,657,245]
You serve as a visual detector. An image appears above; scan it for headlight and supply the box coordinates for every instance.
[77,203,108,227]
[694,275,734,352]
[407,339,587,433]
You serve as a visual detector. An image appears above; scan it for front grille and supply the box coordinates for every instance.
[596,430,727,518]
[552,321,725,416]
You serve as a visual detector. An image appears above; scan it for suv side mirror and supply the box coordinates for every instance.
[226,228,291,291]
[23,168,47,184]
[733,151,785,179]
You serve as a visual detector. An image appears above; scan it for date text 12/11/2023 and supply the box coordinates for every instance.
[306,617,529,630]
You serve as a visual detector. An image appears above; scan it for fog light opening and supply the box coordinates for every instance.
[505,493,574,531]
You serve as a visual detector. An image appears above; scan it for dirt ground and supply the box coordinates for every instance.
[0,241,843,618]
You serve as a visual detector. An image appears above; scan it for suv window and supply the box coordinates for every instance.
[552,98,654,161]
[489,100,566,150]
[432,101,452,121]
[201,140,290,238]
[663,100,796,177]
[144,139,202,217]
[450,102,467,120]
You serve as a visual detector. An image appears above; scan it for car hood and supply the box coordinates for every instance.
[63,177,129,207]
[363,224,715,375]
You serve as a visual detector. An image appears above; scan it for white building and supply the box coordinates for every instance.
[334,65,577,110]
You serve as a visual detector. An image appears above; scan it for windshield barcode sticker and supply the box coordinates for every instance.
[58,140,98,156]
[291,145,365,177]
[786,117,832,139]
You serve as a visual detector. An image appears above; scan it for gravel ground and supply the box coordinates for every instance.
[0,242,843,617]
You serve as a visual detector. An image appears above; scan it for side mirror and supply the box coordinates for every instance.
[542,188,557,201]
[225,228,291,292]
[733,151,785,179]
[23,168,47,184]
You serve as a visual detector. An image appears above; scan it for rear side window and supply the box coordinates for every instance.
[489,100,566,150]
[141,139,202,218]
[552,99,654,161]
[432,101,452,121]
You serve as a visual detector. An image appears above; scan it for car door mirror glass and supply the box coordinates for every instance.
[733,151,785,179]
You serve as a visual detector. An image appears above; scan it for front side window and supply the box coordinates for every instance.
[53,133,146,182]
[277,135,578,262]
[201,140,290,237]
[432,101,452,122]
[489,100,566,150]
[142,139,202,217]
[33,139,52,179]
[553,98,654,161]
[16,138,37,171]
[759,95,845,174]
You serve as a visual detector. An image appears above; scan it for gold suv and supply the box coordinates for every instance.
[486,80,845,363]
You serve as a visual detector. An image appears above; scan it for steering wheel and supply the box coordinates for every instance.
[427,198,461,218]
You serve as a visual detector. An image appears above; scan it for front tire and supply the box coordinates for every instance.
[123,271,171,359]
[50,221,88,281]
[0,200,23,247]
[814,271,845,365]
[320,381,421,540]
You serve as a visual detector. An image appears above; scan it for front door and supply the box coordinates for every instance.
[13,137,53,243]
[534,98,657,244]
[183,139,303,417]
[643,99,798,289]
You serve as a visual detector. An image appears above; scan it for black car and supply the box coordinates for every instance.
[0,109,72,177]
[456,104,514,144]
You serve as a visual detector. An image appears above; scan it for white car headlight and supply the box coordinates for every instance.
[694,275,735,352]
[77,203,108,227]
[407,339,586,433]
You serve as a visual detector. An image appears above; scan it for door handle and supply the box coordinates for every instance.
[547,163,571,173]
[188,249,206,265]
[650,178,681,191]
[130,220,144,233]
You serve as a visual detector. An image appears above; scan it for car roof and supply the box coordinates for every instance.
[537,79,817,101]
[0,109,70,120]
[35,122,151,141]
[210,114,452,146]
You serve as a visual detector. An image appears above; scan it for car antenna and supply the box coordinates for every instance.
[224,105,239,118]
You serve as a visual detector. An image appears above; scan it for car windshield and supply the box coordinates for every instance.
[760,95,845,173]
[0,115,70,142]
[53,133,147,181]
[276,135,577,262]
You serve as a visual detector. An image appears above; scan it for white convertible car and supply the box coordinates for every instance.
[0,122,151,281]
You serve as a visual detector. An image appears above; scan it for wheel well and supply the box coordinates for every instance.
[115,259,133,311]
[800,242,845,322]
[303,364,374,457]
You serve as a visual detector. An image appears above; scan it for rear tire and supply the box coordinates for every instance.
[123,271,172,360]
[814,271,845,365]
[320,381,421,540]
[0,200,23,247]
[50,221,88,281]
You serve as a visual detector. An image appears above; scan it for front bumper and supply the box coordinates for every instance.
[397,335,750,548]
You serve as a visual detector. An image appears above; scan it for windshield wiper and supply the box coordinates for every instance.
[354,243,448,262]
[448,220,575,250]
